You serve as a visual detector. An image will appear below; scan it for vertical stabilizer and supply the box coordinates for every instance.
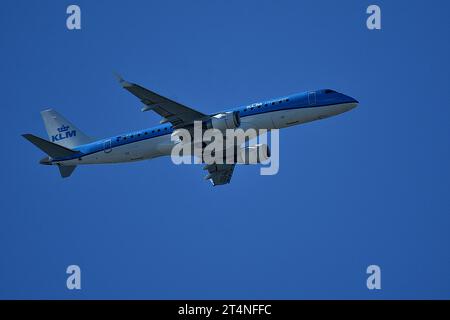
[41,109,93,148]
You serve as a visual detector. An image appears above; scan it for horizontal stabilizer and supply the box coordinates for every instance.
[58,165,77,178]
[22,134,78,158]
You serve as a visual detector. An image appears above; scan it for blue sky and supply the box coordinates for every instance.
[1,0,449,299]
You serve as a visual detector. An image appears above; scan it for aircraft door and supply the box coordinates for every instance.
[308,91,316,105]
[104,139,112,153]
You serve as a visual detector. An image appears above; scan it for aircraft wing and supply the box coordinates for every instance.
[203,163,236,186]
[116,75,206,127]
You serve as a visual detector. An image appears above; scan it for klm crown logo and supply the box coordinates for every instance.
[52,124,76,142]
[57,125,70,133]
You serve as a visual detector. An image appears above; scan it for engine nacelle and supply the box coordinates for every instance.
[205,111,240,132]
[237,144,271,164]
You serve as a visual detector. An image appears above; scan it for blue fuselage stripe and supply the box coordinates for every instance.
[55,93,354,162]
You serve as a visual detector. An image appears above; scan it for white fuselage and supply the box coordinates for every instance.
[58,102,356,167]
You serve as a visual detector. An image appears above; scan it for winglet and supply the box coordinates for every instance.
[113,71,124,83]
[113,72,132,88]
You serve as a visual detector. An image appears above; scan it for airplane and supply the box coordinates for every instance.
[22,76,358,185]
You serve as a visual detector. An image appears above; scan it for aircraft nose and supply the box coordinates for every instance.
[340,93,359,111]
[343,94,359,105]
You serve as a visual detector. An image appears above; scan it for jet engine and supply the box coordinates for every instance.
[204,111,240,132]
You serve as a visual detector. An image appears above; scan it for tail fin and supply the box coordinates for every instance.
[41,109,93,148]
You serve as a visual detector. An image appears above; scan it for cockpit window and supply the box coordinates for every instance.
[324,89,336,94]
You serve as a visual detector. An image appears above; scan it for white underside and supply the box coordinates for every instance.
[58,103,356,166]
